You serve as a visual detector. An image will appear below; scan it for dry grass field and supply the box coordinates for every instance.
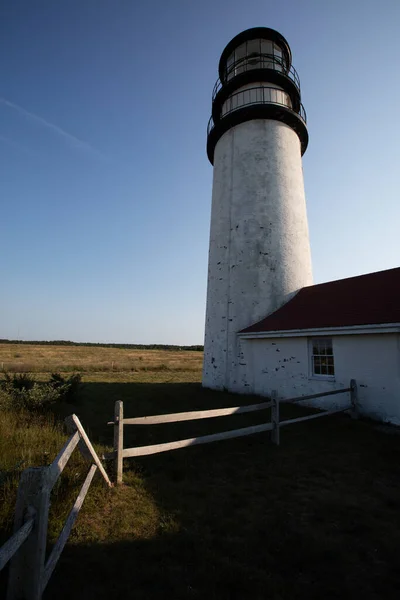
[1,343,400,599]
[0,343,203,376]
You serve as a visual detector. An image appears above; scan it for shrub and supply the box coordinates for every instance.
[12,383,61,411]
[0,371,82,412]
[0,388,13,410]
[0,381,60,412]
[3,372,36,392]
[49,373,82,403]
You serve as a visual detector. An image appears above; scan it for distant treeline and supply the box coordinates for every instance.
[0,339,204,352]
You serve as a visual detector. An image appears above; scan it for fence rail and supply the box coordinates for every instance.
[121,422,274,459]
[107,380,358,484]
[279,386,352,405]
[0,414,111,600]
[272,379,358,445]
[107,399,274,483]
[0,513,35,572]
[113,400,273,426]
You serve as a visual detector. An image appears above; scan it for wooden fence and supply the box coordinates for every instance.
[107,379,358,483]
[271,379,359,445]
[0,414,112,600]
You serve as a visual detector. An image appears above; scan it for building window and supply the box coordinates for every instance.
[310,338,335,378]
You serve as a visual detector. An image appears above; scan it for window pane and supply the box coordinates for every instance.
[235,43,246,61]
[226,54,234,79]
[261,40,272,55]
[247,39,260,55]
[311,338,335,377]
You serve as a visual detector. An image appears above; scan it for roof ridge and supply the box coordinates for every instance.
[303,266,400,291]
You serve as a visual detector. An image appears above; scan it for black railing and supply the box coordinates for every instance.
[213,54,301,100]
[207,86,307,136]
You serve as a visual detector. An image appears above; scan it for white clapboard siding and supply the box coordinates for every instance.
[122,422,273,458]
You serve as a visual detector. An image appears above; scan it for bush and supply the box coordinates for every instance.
[11,383,61,411]
[0,381,60,412]
[4,372,36,392]
[0,371,82,413]
[49,373,82,403]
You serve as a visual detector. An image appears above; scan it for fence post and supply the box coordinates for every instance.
[114,401,124,484]
[350,379,359,419]
[271,390,280,446]
[7,467,50,600]
[65,415,112,487]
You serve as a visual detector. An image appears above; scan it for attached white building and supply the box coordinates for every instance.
[238,268,400,425]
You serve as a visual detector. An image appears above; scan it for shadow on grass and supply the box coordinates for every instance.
[52,380,318,449]
[3,383,400,599]
[49,413,400,599]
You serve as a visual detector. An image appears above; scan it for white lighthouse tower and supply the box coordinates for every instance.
[203,27,313,391]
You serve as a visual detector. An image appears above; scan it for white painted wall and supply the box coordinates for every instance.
[242,333,400,425]
[203,119,313,391]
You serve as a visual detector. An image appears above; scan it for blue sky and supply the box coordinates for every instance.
[1,0,399,344]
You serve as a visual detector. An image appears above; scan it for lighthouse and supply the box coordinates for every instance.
[203,27,313,391]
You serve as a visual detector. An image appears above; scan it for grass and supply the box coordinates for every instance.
[0,343,202,374]
[1,344,400,599]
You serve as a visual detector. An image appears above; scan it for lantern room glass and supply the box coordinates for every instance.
[225,38,287,81]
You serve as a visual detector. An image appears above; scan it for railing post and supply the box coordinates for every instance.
[114,401,124,485]
[350,379,359,419]
[271,390,280,446]
[7,467,51,600]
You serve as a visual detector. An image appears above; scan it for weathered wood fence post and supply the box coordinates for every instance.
[2,414,111,600]
[114,401,124,484]
[271,390,280,445]
[65,415,112,487]
[6,467,50,600]
[350,379,359,419]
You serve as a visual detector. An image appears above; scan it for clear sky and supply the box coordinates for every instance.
[1,0,399,345]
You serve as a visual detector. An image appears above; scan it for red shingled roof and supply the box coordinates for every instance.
[240,267,400,334]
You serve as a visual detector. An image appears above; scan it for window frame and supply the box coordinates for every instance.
[308,337,335,380]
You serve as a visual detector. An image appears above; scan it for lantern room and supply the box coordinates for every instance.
[207,27,308,164]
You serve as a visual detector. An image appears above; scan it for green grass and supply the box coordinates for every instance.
[1,346,400,599]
